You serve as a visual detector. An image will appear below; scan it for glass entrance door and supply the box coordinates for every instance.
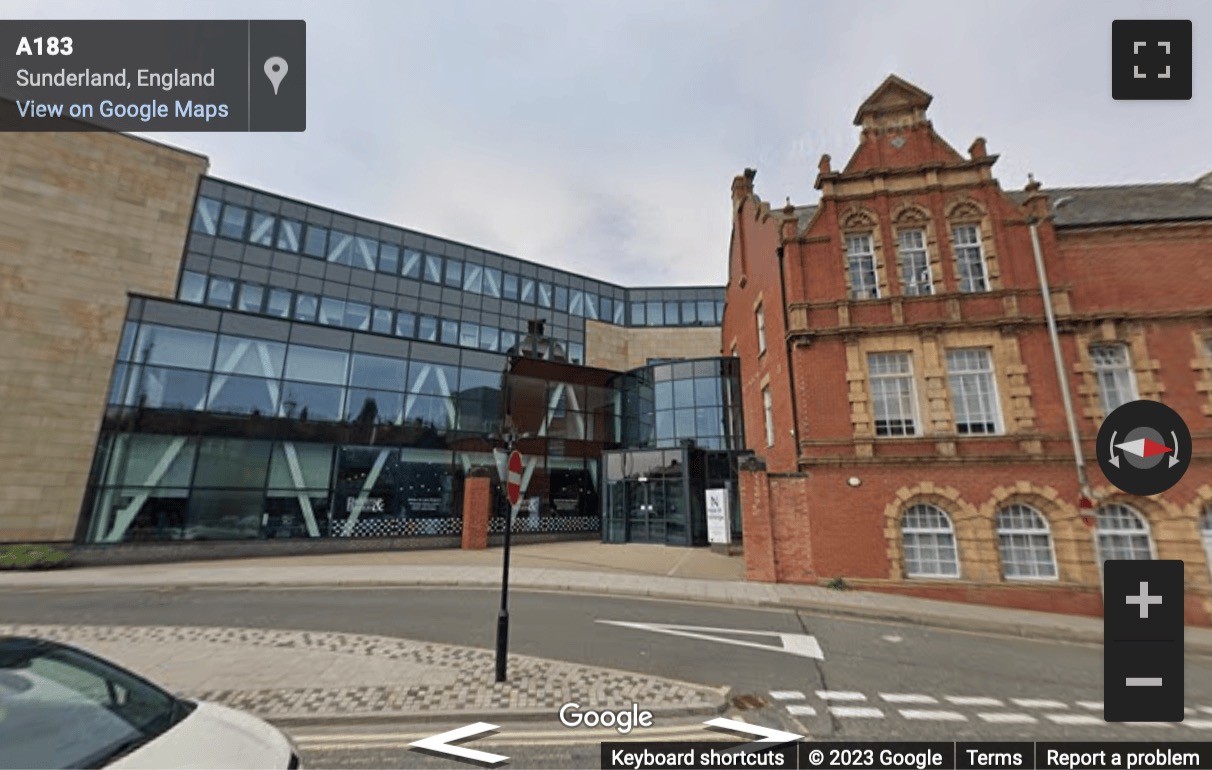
[627,480,665,543]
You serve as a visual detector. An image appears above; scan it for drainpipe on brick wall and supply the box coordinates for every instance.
[777,245,802,463]
[1028,206,1091,504]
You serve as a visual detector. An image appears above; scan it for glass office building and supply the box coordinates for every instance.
[77,178,739,545]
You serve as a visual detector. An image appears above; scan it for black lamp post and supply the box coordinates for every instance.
[494,414,518,683]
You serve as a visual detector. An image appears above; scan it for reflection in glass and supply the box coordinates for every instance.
[521,278,535,304]
[319,296,345,326]
[480,327,500,352]
[206,277,235,309]
[179,271,207,304]
[192,197,220,235]
[462,264,482,293]
[206,374,279,416]
[538,282,553,308]
[303,225,328,258]
[186,490,264,540]
[378,243,399,274]
[372,306,394,334]
[344,301,371,331]
[328,231,354,265]
[219,205,248,240]
[193,438,272,487]
[353,237,379,270]
[249,212,275,246]
[215,335,285,377]
[424,254,443,283]
[483,267,502,298]
[441,319,459,345]
[134,325,216,370]
[401,249,423,280]
[238,282,264,313]
[460,322,480,348]
[281,381,344,421]
[277,220,302,252]
[350,353,407,389]
[345,388,404,423]
[445,259,463,288]
[266,288,292,318]
[284,344,348,385]
[396,311,416,338]
[294,293,318,322]
[503,273,519,300]
[417,315,438,341]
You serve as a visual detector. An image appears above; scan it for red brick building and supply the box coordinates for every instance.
[724,74,1212,625]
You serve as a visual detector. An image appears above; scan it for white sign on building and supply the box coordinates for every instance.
[706,488,730,545]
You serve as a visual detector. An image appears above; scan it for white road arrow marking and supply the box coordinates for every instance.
[704,716,802,753]
[597,620,824,659]
[409,722,508,765]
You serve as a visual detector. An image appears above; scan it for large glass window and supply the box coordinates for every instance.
[846,233,879,300]
[584,293,598,320]
[318,296,345,326]
[192,439,272,488]
[1096,503,1153,561]
[555,286,569,312]
[664,301,679,326]
[192,197,221,235]
[207,374,279,416]
[353,237,379,270]
[630,302,646,326]
[898,229,933,296]
[276,219,302,252]
[521,278,535,304]
[417,315,438,342]
[946,348,1001,434]
[445,259,463,288]
[1091,343,1137,414]
[697,300,715,325]
[124,367,209,410]
[378,243,399,274]
[214,335,286,378]
[401,249,423,280]
[681,301,697,325]
[372,306,394,334]
[462,264,482,293]
[284,344,348,385]
[344,301,371,331]
[248,212,276,247]
[218,205,248,240]
[538,282,553,308]
[133,325,216,370]
[303,224,328,258]
[280,381,344,422]
[424,253,443,283]
[953,224,989,292]
[646,301,663,326]
[396,311,416,338]
[179,271,206,304]
[265,288,292,318]
[997,504,1057,580]
[327,231,354,265]
[459,322,480,349]
[346,388,403,424]
[569,290,584,317]
[206,276,235,309]
[294,293,318,322]
[238,282,264,313]
[503,273,519,300]
[868,352,918,436]
[350,353,407,390]
[902,503,959,578]
[600,297,613,324]
[480,327,500,352]
[440,319,459,345]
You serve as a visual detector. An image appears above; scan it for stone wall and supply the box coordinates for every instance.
[584,319,720,371]
[0,132,208,542]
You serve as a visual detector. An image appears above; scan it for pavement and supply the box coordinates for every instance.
[5,540,1212,727]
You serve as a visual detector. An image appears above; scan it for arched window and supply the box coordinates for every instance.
[996,504,1057,580]
[902,503,959,578]
[1096,503,1154,562]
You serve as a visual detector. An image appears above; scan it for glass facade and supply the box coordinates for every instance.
[77,178,733,547]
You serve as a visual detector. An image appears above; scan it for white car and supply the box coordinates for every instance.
[0,636,301,769]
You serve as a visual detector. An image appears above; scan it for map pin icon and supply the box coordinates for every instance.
[264,57,288,95]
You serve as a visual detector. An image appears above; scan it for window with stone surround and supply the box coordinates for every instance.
[902,503,959,578]
[952,224,988,292]
[867,352,919,437]
[1090,343,1137,415]
[897,228,933,296]
[996,504,1057,580]
[756,303,767,354]
[846,234,879,300]
[762,386,775,447]
[1096,503,1154,562]
[945,348,1001,435]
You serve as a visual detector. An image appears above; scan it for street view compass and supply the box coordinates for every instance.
[1096,399,1191,496]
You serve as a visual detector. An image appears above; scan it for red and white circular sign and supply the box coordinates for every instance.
[506,450,523,506]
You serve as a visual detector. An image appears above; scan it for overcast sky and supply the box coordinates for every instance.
[11,1,1212,286]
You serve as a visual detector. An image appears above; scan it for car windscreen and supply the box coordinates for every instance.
[0,639,187,769]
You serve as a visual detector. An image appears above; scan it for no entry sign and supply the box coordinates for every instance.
[506,450,523,507]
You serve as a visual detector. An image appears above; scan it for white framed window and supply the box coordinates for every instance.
[1202,507,1212,577]
[846,233,879,300]
[996,504,1057,580]
[946,348,1002,435]
[952,224,988,292]
[902,503,960,578]
[1090,343,1137,415]
[756,304,767,354]
[868,352,919,436]
[1096,503,1154,562]
[762,386,775,447]
[897,229,933,296]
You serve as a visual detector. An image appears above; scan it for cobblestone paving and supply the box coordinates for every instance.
[0,624,726,719]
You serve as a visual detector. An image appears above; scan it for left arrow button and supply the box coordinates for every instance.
[409,722,509,766]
